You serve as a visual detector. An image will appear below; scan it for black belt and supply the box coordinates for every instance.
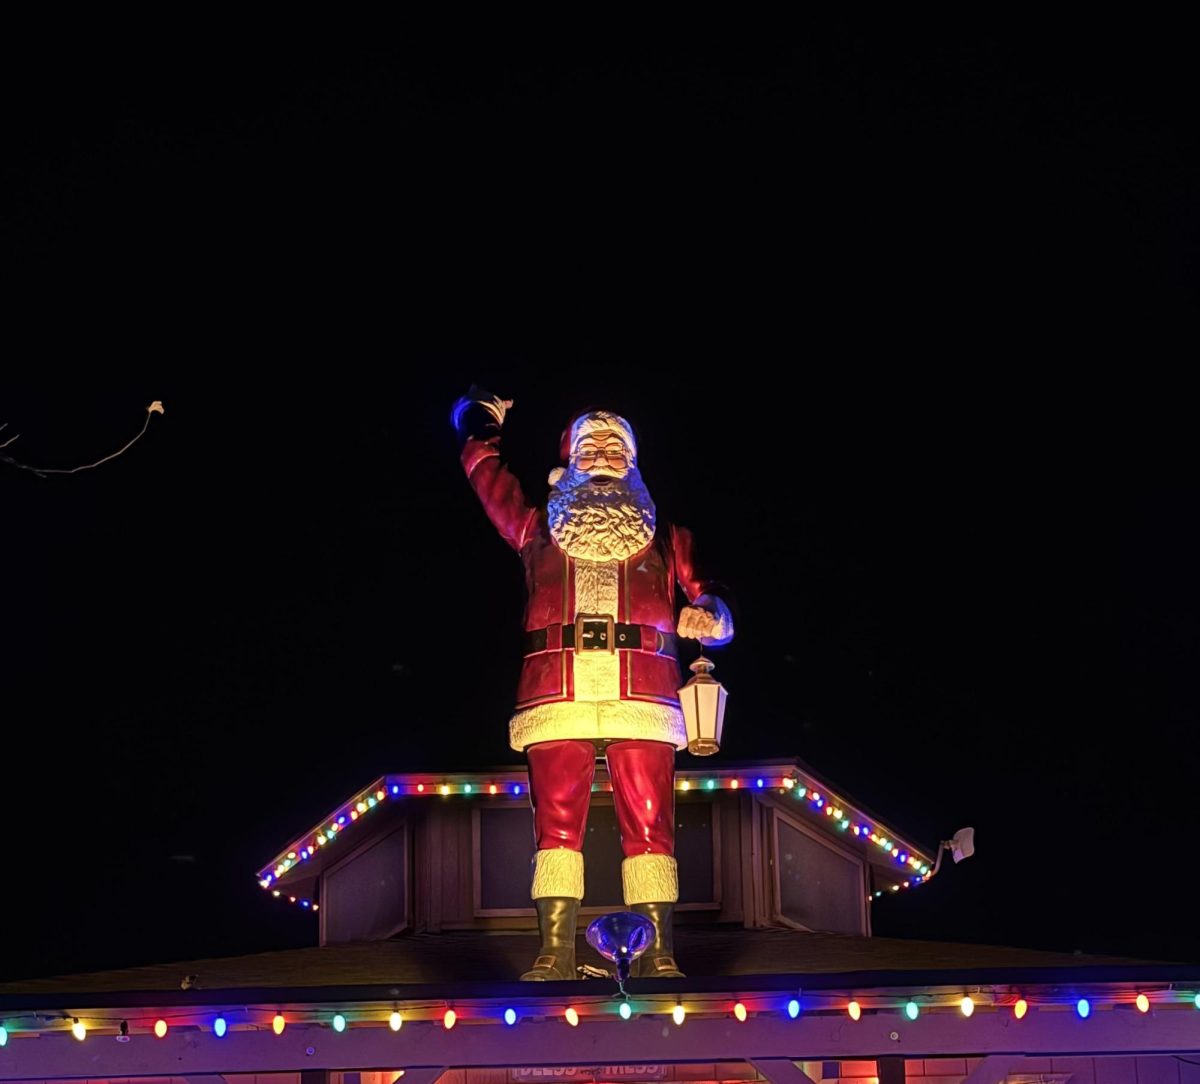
[524,618,677,659]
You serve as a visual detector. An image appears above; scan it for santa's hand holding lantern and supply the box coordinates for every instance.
[452,386,734,981]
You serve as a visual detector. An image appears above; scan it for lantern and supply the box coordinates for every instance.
[678,654,727,755]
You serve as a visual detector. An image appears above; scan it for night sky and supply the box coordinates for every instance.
[3,38,1197,982]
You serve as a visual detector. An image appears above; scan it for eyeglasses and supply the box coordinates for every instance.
[576,441,630,465]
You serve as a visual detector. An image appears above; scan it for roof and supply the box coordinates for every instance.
[3,928,1197,1081]
[257,758,943,914]
[0,927,1177,1007]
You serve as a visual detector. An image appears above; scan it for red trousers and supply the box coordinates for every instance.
[526,739,675,856]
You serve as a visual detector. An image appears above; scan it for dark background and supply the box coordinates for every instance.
[2,33,1197,981]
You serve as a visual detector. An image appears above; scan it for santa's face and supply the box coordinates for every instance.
[547,431,655,561]
[573,428,632,480]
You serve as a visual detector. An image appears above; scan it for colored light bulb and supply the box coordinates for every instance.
[1136,994,1149,1013]
[154,1019,168,1039]
[0,1027,8,1047]
[904,1001,919,1020]
[389,1011,402,1031]
[848,1001,861,1021]
[733,1002,747,1022]
[672,1004,686,1025]
[787,999,800,1018]
[332,1014,346,1033]
[1077,999,1090,1019]
[443,1009,456,1030]
[960,997,975,1018]
[72,1020,86,1041]
[619,1002,632,1020]
[504,1008,517,1025]
[565,1007,579,1027]
[272,1014,285,1035]
[1014,999,1028,1020]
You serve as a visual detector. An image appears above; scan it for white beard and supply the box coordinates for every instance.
[546,466,656,561]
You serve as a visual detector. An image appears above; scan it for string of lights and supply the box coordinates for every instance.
[257,768,936,910]
[5,990,1199,1046]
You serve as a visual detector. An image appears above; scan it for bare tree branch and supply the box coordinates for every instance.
[1,401,164,477]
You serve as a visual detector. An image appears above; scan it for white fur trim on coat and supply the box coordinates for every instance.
[622,853,679,904]
[531,847,585,899]
[509,699,687,753]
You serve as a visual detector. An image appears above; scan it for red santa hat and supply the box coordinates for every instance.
[557,409,639,464]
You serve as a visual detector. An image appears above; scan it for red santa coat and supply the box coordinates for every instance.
[462,433,729,752]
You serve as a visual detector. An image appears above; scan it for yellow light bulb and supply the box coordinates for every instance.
[1014,998,1028,1020]
[848,1001,861,1021]
[389,1011,402,1031]
[1136,994,1150,1013]
[565,1007,579,1027]
[71,1020,87,1041]
[960,997,975,1018]
[672,1004,686,1025]
[733,1002,747,1022]
[272,1014,286,1035]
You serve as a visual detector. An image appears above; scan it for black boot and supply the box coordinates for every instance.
[521,897,580,980]
[631,901,684,978]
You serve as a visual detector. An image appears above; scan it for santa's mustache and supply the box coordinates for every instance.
[548,465,652,506]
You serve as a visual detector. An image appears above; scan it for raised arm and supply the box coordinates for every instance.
[670,523,735,647]
[451,387,538,552]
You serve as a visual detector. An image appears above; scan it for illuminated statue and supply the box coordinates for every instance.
[453,388,734,980]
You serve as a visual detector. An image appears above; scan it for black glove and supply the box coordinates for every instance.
[450,385,512,442]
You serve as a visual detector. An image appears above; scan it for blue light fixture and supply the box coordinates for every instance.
[586,911,655,993]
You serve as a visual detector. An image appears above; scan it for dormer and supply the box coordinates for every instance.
[258,757,937,945]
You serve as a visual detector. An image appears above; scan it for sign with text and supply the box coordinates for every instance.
[511,1068,668,1081]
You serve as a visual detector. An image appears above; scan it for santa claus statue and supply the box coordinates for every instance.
[452,387,734,980]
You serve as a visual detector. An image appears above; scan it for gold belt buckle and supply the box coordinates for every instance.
[574,613,615,653]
